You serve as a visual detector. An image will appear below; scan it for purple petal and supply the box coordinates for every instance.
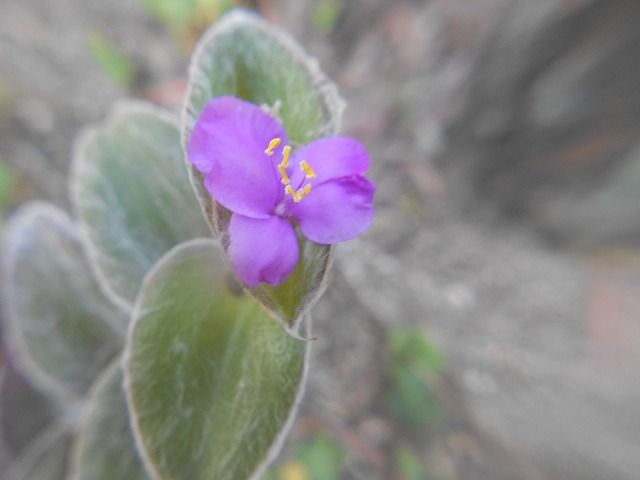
[229,213,299,287]
[292,176,375,244]
[187,96,287,218]
[289,137,370,188]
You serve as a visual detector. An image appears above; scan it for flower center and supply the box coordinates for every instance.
[265,137,316,203]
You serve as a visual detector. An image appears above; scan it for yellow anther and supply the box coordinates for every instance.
[276,145,293,185]
[296,184,312,202]
[281,145,292,167]
[278,165,290,185]
[284,184,299,202]
[299,160,316,179]
[285,182,312,203]
[264,137,282,156]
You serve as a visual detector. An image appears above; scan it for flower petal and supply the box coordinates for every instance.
[292,176,375,244]
[289,137,370,188]
[187,96,287,218]
[229,214,299,287]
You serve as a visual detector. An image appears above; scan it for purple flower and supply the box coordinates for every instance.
[188,96,375,287]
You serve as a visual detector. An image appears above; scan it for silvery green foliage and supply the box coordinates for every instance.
[69,361,150,480]
[0,9,327,480]
[2,203,125,400]
[125,240,307,480]
[182,10,344,332]
[72,102,211,310]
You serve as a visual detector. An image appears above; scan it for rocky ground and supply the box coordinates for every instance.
[1,0,640,479]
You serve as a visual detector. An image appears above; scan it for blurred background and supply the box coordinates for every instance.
[1,0,639,479]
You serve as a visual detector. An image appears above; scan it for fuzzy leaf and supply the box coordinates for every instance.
[124,239,307,480]
[69,360,150,480]
[5,424,71,480]
[181,10,344,330]
[72,101,211,310]
[2,203,124,399]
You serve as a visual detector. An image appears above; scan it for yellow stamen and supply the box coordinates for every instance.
[281,145,291,167]
[264,137,282,156]
[284,184,300,202]
[296,184,312,202]
[276,145,293,185]
[284,182,312,203]
[299,160,316,179]
[278,146,313,202]
[278,165,290,185]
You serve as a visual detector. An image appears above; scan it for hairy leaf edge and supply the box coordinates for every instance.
[180,10,343,331]
[180,9,345,234]
[121,238,311,480]
[2,201,121,402]
[70,100,206,313]
[67,357,151,480]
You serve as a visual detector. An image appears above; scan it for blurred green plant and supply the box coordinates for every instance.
[312,0,340,32]
[88,32,136,87]
[264,434,347,480]
[0,158,19,208]
[394,445,427,480]
[139,0,241,47]
[387,328,445,426]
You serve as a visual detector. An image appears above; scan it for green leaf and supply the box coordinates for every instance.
[5,424,71,480]
[69,360,151,480]
[2,203,125,399]
[124,239,308,480]
[249,235,332,333]
[181,10,344,330]
[182,10,344,146]
[72,101,211,310]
